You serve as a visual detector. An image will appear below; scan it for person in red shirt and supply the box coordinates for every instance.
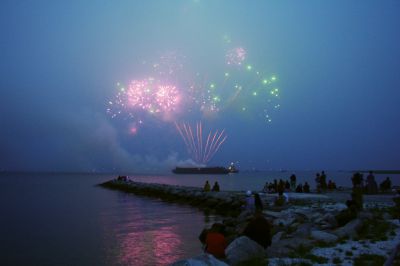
[204,223,227,259]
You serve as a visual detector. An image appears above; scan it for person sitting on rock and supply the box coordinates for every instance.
[245,190,255,212]
[365,171,378,194]
[203,180,211,192]
[380,177,392,192]
[352,172,364,189]
[212,181,220,192]
[303,182,310,193]
[254,193,263,212]
[295,184,303,193]
[242,212,272,249]
[199,223,227,259]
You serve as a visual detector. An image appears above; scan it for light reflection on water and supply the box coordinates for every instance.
[0,173,221,266]
[100,194,218,266]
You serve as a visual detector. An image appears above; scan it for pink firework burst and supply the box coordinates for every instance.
[123,78,181,116]
[155,85,180,113]
[126,79,153,111]
[226,47,246,66]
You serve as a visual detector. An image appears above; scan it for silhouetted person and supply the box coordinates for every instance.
[263,182,269,193]
[273,179,278,193]
[212,181,220,192]
[295,184,303,193]
[328,180,334,190]
[278,179,285,196]
[380,177,392,192]
[203,180,211,192]
[254,193,263,212]
[320,171,327,190]
[315,173,321,192]
[242,212,272,249]
[245,190,255,212]
[290,174,297,190]
[285,180,290,190]
[268,182,275,193]
[200,223,227,259]
[352,172,363,189]
[303,182,310,193]
[365,171,378,194]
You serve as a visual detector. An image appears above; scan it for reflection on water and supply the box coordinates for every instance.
[0,173,222,266]
[100,193,219,266]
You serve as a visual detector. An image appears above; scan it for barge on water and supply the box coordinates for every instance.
[172,165,238,175]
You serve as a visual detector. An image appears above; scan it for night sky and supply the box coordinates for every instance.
[1,1,399,173]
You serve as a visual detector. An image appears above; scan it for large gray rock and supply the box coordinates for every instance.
[311,230,338,243]
[358,210,373,220]
[267,237,314,257]
[273,216,296,227]
[225,236,265,265]
[334,218,363,238]
[264,210,282,219]
[271,231,284,244]
[322,213,338,228]
[293,223,312,238]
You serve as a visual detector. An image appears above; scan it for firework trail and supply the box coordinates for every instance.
[175,121,227,164]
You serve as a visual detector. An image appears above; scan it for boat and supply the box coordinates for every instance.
[227,162,239,173]
[172,163,239,175]
[172,166,230,174]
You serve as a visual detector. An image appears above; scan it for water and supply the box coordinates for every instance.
[0,173,221,266]
[0,171,398,266]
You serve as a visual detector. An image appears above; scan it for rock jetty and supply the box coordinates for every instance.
[99,178,244,216]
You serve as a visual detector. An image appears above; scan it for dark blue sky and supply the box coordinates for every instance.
[1,1,399,172]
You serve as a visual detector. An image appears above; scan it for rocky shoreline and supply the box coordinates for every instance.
[99,178,400,266]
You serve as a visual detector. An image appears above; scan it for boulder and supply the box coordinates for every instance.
[358,211,373,220]
[271,231,284,244]
[293,223,312,238]
[225,236,265,265]
[273,216,296,227]
[311,230,338,243]
[334,218,363,239]
[267,237,314,257]
[264,210,282,219]
[322,213,338,228]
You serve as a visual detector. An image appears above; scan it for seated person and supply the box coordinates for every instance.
[203,180,211,192]
[242,212,272,249]
[212,181,220,192]
[202,223,227,259]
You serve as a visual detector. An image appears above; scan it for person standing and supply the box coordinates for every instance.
[290,174,297,191]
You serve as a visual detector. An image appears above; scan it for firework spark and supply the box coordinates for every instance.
[175,121,227,164]
[226,47,246,66]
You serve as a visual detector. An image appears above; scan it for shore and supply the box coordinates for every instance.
[100,178,400,266]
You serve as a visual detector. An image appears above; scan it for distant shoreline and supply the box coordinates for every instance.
[348,170,400,175]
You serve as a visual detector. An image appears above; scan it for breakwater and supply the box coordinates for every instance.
[99,179,245,216]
